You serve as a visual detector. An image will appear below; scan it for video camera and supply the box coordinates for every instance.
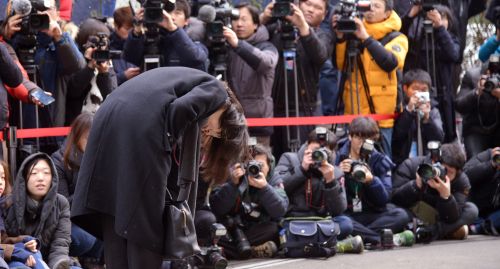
[85,33,122,63]
[195,223,228,269]
[484,55,500,93]
[333,0,371,34]
[12,0,51,35]
[272,0,293,18]
[414,0,439,12]
[139,0,176,23]
[349,139,374,182]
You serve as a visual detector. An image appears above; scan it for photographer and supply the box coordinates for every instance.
[224,3,278,146]
[392,69,444,166]
[110,7,141,85]
[464,147,500,236]
[392,143,478,241]
[260,0,333,156]
[333,0,408,157]
[123,0,208,71]
[455,60,500,159]
[210,144,288,259]
[335,116,410,247]
[3,4,85,128]
[272,128,352,239]
[66,18,117,126]
[402,3,460,143]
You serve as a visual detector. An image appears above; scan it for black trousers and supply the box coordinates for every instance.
[218,221,280,260]
[438,202,479,238]
[349,204,410,245]
[101,214,163,269]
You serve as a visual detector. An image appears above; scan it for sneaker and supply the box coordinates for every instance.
[251,241,278,258]
[393,230,415,247]
[445,225,468,240]
[335,235,364,254]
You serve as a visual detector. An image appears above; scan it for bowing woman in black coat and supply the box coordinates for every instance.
[71,67,249,269]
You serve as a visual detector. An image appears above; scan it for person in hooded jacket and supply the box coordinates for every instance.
[52,113,104,268]
[333,0,408,158]
[70,67,249,269]
[4,153,80,269]
[224,3,279,146]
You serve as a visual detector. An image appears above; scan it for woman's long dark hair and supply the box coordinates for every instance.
[63,113,94,170]
[201,86,250,184]
[0,160,12,197]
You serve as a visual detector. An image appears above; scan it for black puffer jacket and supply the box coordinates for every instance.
[463,149,500,217]
[51,140,83,205]
[392,155,471,224]
[4,153,72,268]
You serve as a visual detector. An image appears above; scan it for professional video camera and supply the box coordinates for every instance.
[414,0,440,12]
[139,0,176,23]
[272,0,293,18]
[85,33,122,63]
[224,214,252,259]
[349,139,374,182]
[417,162,447,184]
[194,223,228,269]
[333,0,371,34]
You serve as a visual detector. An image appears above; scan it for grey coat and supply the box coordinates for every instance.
[4,153,72,268]
[227,25,278,136]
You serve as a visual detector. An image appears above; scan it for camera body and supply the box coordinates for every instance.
[333,0,371,34]
[140,0,176,23]
[224,214,252,258]
[348,139,374,182]
[312,148,329,168]
[86,33,122,62]
[415,91,430,104]
[245,160,262,178]
[196,223,228,269]
[272,0,294,18]
[414,0,440,12]
[417,162,447,184]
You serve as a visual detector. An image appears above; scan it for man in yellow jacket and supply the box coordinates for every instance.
[332,0,408,157]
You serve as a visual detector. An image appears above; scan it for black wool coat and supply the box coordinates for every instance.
[70,67,228,254]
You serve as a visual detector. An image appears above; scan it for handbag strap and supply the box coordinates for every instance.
[172,122,200,203]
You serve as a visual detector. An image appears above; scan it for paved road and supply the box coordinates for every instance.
[228,235,500,269]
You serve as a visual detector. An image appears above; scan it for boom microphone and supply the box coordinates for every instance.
[11,0,32,16]
[198,5,216,23]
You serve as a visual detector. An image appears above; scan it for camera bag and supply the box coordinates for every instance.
[281,216,339,258]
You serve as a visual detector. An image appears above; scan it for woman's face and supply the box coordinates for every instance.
[26,159,52,201]
[0,165,5,197]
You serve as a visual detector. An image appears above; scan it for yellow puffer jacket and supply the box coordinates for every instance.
[336,11,408,128]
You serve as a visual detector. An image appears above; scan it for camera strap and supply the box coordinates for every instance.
[305,178,325,210]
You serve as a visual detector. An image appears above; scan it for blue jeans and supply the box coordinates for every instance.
[70,224,103,259]
[379,127,393,160]
[8,251,48,269]
[473,209,500,235]
[334,215,353,240]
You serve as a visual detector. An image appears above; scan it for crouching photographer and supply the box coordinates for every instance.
[392,142,479,242]
[464,147,500,236]
[209,144,288,259]
[336,116,411,248]
[455,55,500,159]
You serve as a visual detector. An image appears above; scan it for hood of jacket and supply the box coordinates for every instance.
[6,152,60,238]
[245,25,270,45]
[364,10,402,40]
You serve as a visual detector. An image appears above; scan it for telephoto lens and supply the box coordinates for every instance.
[312,148,328,167]
[350,161,366,182]
[246,160,262,178]
[416,163,447,184]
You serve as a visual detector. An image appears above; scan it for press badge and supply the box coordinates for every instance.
[353,196,363,213]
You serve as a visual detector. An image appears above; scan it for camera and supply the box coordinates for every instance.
[333,0,371,34]
[272,0,293,18]
[416,162,447,184]
[312,148,329,168]
[484,54,500,93]
[493,154,500,167]
[414,0,439,12]
[427,141,441,162]
[225,215,252,259]
[350,160,368,182]
[246,160,262,178]
[15,0,51,35]
[140,0,176,24]
[359,139,374,162]
[86,33,122,62]
[415,91,430,104]
[195,223,228,269]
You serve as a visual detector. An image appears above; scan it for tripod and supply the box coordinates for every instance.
[143,24,162,71]
[422,18,438,99]
[280,19,301,152]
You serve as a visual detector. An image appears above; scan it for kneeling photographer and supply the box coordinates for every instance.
[455,56,500,159]
[209,144,288,259]
[464,147,500,235]
[336,117,411,248]
[392,143,479,241]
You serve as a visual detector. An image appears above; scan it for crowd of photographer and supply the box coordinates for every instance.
[0,0,498,268]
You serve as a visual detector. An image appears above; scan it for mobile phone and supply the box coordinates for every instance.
[30,89,55,106]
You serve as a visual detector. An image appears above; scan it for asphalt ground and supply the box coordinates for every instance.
[227,235,500,269]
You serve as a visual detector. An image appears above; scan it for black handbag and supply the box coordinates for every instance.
[281,217,339,258]
[163,123,201,259]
